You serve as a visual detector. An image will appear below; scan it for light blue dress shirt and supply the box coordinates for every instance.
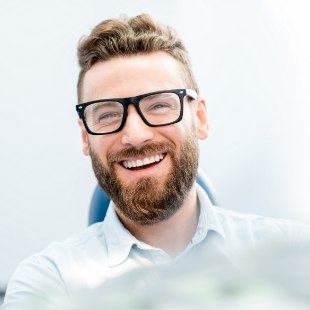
[2,184,309,309]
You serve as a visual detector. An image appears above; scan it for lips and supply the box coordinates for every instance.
[121,153,165,169]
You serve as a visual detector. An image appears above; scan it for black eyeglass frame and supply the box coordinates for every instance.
[76,88,197,135]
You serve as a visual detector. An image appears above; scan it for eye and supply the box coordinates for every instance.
[148,102,172,111]
[88,101,124,125]
[97,111,122,121]
[141,93,180,115]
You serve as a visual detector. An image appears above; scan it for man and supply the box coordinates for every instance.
[2,14,309,309]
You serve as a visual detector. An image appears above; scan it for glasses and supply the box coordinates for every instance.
[76,89,197,135]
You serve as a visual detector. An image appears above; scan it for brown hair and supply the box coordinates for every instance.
[77,14,199,102]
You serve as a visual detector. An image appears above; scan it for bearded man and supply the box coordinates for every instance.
[2,14,309,309]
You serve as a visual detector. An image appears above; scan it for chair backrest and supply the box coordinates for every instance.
[88,169,218,225]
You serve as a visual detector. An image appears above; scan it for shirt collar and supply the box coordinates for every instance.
[103,203,137,267]
[102,183,226,267]
[191,183,226,245]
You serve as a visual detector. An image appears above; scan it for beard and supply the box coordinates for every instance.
[89,130,199,225]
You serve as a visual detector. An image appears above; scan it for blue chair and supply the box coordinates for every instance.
[88,169,218,225]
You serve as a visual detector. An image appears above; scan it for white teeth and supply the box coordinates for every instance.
[122,154,165,169]
[143,158,150,165]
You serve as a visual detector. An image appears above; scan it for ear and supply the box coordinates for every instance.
[78,119,90,156]
[195,97,209,140]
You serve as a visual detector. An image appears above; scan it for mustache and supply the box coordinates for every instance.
[107,142,175,164]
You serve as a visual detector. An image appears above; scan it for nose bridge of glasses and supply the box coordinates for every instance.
[120,101,155,144]
[123,95,141,109]
[122,95,145,119]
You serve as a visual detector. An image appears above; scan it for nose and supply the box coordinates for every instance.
[120,105,155,147]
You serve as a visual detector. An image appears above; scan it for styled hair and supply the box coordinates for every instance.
[77,14,199,102]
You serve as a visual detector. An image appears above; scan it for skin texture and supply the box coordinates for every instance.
[79,51,209,256]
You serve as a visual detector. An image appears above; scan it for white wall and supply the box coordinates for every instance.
[0,0,309,288]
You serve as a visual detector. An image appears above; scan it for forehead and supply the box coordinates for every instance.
[81,51,188,102]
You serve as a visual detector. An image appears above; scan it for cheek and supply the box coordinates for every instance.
[90,135,121,165]
[182,104,196,125]
[179,117,196,140]
[164,123,194,151]
[87,137,104,160]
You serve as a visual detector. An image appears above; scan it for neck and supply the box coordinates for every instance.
[115,184,199,258]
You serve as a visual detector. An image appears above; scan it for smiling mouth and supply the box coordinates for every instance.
[121,153,166,170]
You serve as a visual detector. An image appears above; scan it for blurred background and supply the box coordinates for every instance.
[0,0,309,296]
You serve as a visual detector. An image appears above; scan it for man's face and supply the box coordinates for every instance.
[79,52,208,224]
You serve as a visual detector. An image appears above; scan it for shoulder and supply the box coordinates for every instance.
[3,222,109,308]
[31,221,109,264]
[214,206,310,246]
[33,221,110,277]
